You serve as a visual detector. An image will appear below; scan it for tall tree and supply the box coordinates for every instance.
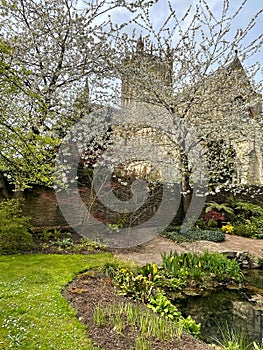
[109,0,263,218]
[0,38,58,191]
[0,0,153,190]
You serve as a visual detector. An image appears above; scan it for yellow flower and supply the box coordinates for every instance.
[222,224,234,234]
[152,264,158,275]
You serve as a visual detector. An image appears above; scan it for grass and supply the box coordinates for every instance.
[93,301,183,349]
[211,321,258,350]
[0,253,113,350]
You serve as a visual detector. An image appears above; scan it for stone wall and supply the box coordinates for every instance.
[0,183,262,232]
[22,187,68,228]
[0,183,182,230]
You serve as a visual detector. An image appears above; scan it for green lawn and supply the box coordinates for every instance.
[0,253,113,350]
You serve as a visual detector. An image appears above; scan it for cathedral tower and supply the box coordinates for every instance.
[121,37,173,107]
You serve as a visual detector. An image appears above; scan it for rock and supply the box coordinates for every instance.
[222,251,256,269]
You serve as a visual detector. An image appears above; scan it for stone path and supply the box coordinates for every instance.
[116,234,263,266]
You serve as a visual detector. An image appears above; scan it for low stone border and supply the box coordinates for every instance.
[222,251,262,269]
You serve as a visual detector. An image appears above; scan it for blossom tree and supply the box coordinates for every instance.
[0,0,262,237]
[0,0,154,191]
[0,38,57,194]
[109,0,263,218]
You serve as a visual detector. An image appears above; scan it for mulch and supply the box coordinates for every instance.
[63,270,212,350]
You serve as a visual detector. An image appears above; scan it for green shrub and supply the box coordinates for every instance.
[233,217,263,239]
[205,201,235,217]
[163,228,225,243]
[148,293,182,321]
[100,259,121,279]
[114,267,156,303]
[0,199,33,254]
[202,199,263,239]
[54,237,74,248]
[229,201,263,238]
[213,322,252,350]
[233,200,263,217]
[233,223,256,238]
[161,250,243,283]
[147,293,201,337]
[114,251,243,306]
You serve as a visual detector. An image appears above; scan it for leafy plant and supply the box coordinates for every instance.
[148,293,201,337]
[178,316,201,338]
[54,237,74,248]
[161,250,243,284]
[0,199,33,254]
[163,228,225,243]
[252,342,262,350]
[147,293,182,321]
[135,336,152,350]
[39,229,64,243]
[212,322,251,350]
[114,267,155,303]
[100,259,121,279]
[93,299,200,343]
[40,229,53,242]
[115,251,243,305]
[140,263,160,281]
[233,200,263,218]
[93,304,107,327]
[72,238,106,252]
[205,202,235,217]
[53,229,62,240]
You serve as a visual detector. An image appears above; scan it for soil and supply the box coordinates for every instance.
[64,270,213,350]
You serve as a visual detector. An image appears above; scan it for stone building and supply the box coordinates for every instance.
[121,36,173,107]
[120,37,263,186]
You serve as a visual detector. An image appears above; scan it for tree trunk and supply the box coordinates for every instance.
[179,149,193,219]
[0,174,9,199]
[13,190,25,199]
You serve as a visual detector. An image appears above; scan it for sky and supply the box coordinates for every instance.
[107,0,262,85]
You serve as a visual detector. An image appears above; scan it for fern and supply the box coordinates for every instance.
[234,200,263,217]
[205,201,235,216]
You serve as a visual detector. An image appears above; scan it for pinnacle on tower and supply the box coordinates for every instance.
[136,35,144,53]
